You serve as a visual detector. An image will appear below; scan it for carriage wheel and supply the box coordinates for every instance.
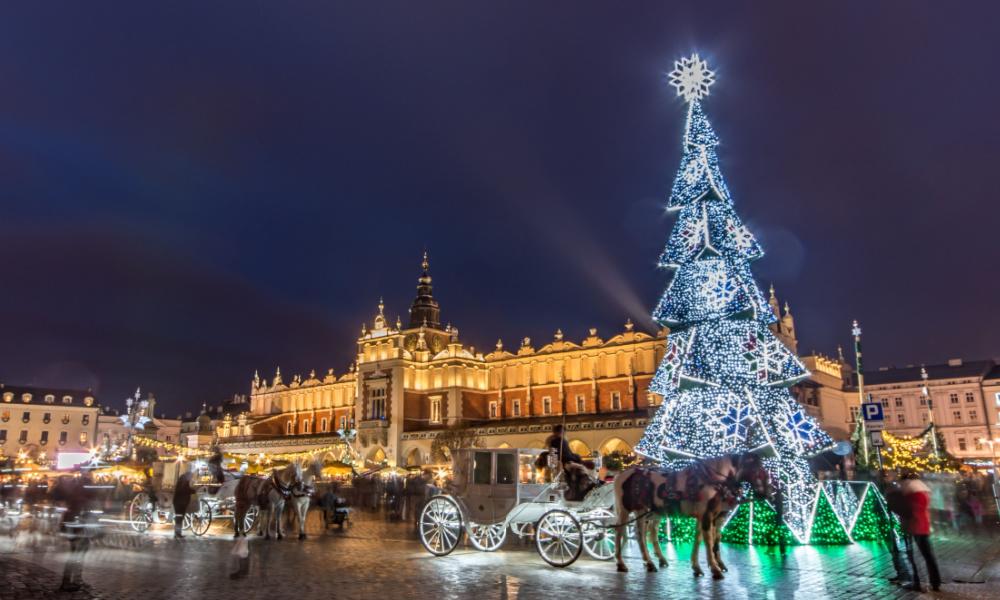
[419,496,462,556]
[467,521,507,552]
[581,510,616,561]
[128,493,153,533]
[243,505,260,533]
[191,500,213,536]
[535,509,583,568]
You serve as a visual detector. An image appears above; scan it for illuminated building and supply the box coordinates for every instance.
[0,384,98,459]
[239,254,849,468]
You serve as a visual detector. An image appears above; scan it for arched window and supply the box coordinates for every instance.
[286,421,294,435]
[320,417,328,432]
[599,437,632,456]
[569,439,592,457]
[303,419,311,434]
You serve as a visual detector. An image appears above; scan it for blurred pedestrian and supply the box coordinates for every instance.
[899,471,942,592]
[50,471,97,592]
[880,470,913,586]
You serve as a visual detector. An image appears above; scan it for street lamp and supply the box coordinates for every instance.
[922,367,940,459]
[122,387,152,460]
[851,320,870,465]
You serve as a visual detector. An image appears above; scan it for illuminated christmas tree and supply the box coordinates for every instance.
[634,54,834,542]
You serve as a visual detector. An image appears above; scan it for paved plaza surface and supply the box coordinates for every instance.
[3,511,1000,600]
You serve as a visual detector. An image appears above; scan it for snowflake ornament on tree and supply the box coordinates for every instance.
[725,217,755,253]
[704,270,738,311]
[743,330,787,384]
[786,409,817,443]
[669,53,715,103]
[719,402,755,441]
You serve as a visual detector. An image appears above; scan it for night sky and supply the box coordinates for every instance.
[1,3,998,416]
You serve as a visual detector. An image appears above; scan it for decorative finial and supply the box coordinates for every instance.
[395,315,402,329]
[378,297,384,316]
[783,301,790,314]
[769,283,776,299]
[837,345,845,362]
[851,320,861,338]
[554,329,564,341]
[422,250,429,272]
[589,327,597,337]
[669,53,715,103]
[624,318,634,331]
[309,369,316,379]
[496,339,503,351]
[134,387,142,401]
[522,337,531,347]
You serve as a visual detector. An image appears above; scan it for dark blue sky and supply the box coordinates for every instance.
[1,3,998,416]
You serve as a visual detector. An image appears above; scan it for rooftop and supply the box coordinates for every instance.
[860,359,996,386]
[0,383,96,407]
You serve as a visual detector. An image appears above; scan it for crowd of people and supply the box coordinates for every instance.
[340,470,440,524]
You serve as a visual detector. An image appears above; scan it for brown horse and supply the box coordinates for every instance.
[612,453,770,579]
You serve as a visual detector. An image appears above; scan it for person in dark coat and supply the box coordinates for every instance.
[543,425,594,500]
[173,452,223,539]
[880,470,913,586]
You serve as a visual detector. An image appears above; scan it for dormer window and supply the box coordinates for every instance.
[62,396,73,404]
[44,395,55,404]
[84,396,94,407]
[2,393,11,403]
[21,393,32,403]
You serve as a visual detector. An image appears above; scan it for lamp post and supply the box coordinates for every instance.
[122,387,151,461]
[922,367,940,460]
[852,320,870,465]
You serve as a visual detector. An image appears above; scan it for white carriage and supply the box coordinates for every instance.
[127,460,257,536]
[418,448,617,567]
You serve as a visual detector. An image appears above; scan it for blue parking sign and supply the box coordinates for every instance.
[862,402,884,422]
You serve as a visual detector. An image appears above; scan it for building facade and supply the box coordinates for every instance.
[0,384,98,459]
[95,393,183,457]
[242,255,844,468]
[860,359,1000,464]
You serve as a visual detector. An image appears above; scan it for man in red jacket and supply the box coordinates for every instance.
[899,471,942,592]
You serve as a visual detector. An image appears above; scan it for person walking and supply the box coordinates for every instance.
[880,470,913,586]
[899,471,942,592]
[50,471,97,592]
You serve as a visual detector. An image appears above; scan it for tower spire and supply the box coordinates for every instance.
[408,250,441,329]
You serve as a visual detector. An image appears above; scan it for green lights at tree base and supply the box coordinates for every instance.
[656,482,892,546]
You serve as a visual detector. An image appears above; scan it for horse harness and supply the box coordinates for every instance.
[271,471,295,500]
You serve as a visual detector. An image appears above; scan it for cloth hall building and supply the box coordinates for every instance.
[231,254,853,468]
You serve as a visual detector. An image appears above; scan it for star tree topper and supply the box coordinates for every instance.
[669,53,715,103]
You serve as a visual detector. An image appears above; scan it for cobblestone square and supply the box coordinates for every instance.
[3,511,1000,600]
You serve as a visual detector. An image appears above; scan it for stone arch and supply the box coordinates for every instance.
[368,446,387,463]
[568,439,592,457]
[598,437,632,456]
[405,447,423,467]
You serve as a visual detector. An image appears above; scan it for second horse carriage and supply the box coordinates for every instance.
[127,460,258,536]
[418,447,617,567]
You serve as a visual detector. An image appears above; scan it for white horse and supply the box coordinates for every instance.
[258,459,322,540]
[287,469,319,540]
